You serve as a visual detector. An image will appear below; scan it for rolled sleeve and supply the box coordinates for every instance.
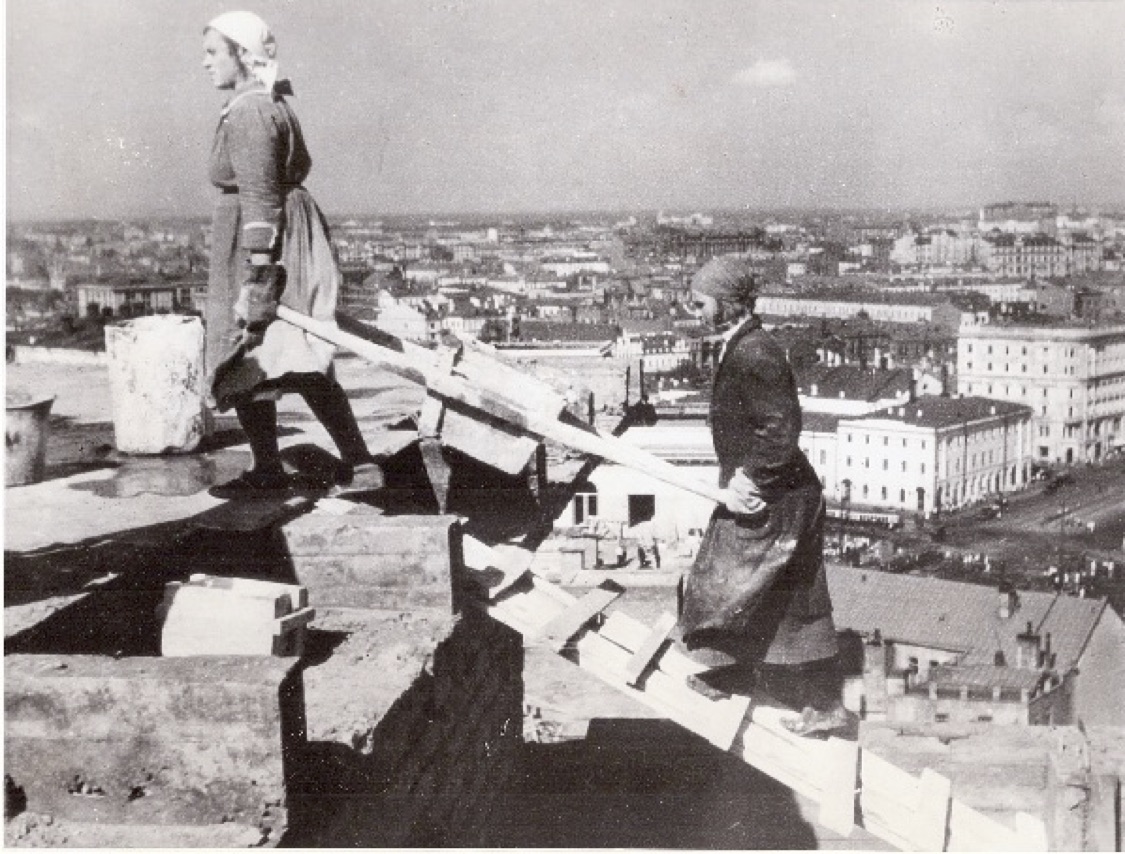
[226,99,284,253]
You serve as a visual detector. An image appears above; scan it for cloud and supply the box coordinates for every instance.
[731,59,796,89]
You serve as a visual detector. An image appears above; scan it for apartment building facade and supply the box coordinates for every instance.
[757,293,973,330]
[956,323,1125,464]
[830,396,1033,515]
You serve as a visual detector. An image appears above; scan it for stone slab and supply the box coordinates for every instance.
[281,513,462,612]
[281,511,460,557]
[5,654,302,834]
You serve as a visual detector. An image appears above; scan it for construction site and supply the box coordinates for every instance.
[5,313,1125,850]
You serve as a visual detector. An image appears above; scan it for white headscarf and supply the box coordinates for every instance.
[207,11,281,91]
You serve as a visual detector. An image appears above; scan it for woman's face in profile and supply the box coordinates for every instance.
[202,28,243,90]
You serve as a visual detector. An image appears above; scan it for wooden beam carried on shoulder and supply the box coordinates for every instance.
[278,307,727,503]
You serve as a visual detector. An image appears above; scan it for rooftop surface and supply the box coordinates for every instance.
[4,354,423,556]
[845,394,1031,429]
[827,565,1107,670]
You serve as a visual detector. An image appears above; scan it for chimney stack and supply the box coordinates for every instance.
[1016,620,1040,670]
[862,629,890,721]
[998,582,1018,619]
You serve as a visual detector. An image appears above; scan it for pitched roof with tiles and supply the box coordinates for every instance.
[922,664,1044,692]
[518,320,618,342]
[826,566,1107,671]
[849,395,1031,429]
[802,411,843,433]
[796,365,912,403]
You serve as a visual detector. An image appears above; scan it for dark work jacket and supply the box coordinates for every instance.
[678,317,837,667]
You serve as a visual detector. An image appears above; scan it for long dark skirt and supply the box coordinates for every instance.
[678,483,837,667]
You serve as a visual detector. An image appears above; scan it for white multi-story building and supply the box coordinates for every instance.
[539,252,610,278]
[830,396,1033,515]
[757,293,970,329]
[560,393,1032,543]
[957,324,1125,464]
[890,229,981,270]
[614,332,692,372]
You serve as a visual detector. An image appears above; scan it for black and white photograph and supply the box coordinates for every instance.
[5,0,1125,848]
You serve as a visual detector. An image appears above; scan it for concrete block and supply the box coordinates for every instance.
[5,654,302,836]
[280,512,460,557]
[281,514,462,612]
[291,555,454,611]
[160,576,313,657]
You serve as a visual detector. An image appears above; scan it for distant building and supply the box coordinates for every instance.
[829,567,1125,726]
[956,323,1125,463]
[757,292,976,331]
[832,396,1033,515]
[796,365,915,416]
[890,229,981,269]
[614,332,691,372]
[374,299,438,344]
[518,320,618,345]
[75,280,204,316]
[539,252,610,278]
[978,202,1058,234]
[979,232,1072,279]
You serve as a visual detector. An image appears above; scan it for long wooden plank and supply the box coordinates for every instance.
[461,535,534,599]
[948,800,1032,852]
[291,307,567,417]
[859,749,919,850]
[536,581,624,652]
[278,306,727,504]
[818,736,860,837]
[570,625,752,749]
[1014,812,1050,852]
[622,612,678,687]
[478,570,750,749]
[908,767,952,852]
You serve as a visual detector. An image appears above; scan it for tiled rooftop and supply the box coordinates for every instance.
[827,566,1107,671]
[848,395,1031,429]
[796,365,912,403]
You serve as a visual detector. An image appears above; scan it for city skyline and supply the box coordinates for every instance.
[7,0,1125,221]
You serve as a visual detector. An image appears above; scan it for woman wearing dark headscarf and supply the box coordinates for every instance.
[201,11,379,497]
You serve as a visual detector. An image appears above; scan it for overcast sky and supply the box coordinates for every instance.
[7,0,1125,220]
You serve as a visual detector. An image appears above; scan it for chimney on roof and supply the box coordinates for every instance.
[998,581,1019,620]
[862,629,890,721]
[1016,620,1041,670]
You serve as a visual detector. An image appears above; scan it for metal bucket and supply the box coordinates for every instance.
[6,393,55,486]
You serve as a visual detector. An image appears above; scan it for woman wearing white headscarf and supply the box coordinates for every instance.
[201,11,379,497]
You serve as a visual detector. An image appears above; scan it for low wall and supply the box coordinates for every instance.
[862,722,1124,850]
[5,655,302,846]
[276,509,524,846]
[288,606,524,846]
[11,346,107,367]
[4,509,526,847]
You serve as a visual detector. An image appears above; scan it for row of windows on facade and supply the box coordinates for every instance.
[843,425,1015,446]
[966,344,1080,357]
[962,380,1125,403]
[964,362,1084,375]
[806,447,1015,475]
